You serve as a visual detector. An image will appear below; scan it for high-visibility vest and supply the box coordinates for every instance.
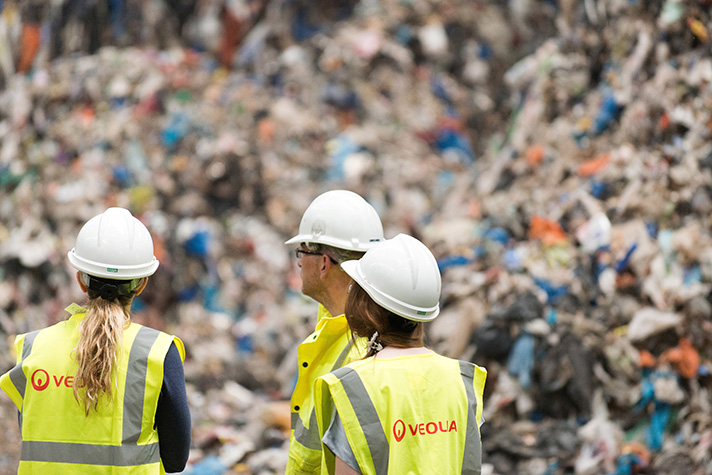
[314,351,487,475]
[286,305,365,474]
[0,303,185,474]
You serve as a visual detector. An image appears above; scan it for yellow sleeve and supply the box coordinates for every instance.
[0,334,28,411]
[314,375,336,475]
[473,365,487,428]
[172,336,186,363]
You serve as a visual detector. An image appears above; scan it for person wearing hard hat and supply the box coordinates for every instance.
[0,207,191,474]
[285,190,385,474]
[313,234,487,475]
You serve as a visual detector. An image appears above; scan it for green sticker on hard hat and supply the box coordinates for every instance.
[107,268,119,273]
[417,311,426,315]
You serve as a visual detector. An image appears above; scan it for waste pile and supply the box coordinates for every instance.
[2,1,712,474]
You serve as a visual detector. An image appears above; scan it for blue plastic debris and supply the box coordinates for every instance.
[590,180,608,199]
[592,93,622,135]
[533,277,569,304]
[434,127,475,165]
[612,452,643,475]
[184,230,211,258]
[112,165,132,188]
[614,243,637,273]
[483,227,510,245]
[183,455,227,475]
[647,403,670,451]
[437,255,470,271]
[507,333,536,388]
[162,113,190,149]
[683,266,702,286]
[326,134,362,182]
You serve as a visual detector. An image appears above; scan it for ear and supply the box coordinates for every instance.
[134,278,149,296]
[76,272,87,293]
[319,254,333,279]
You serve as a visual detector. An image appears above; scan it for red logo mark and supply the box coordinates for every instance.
[393,419,406,442]
[31,369,50,391]
[30,369,84,391]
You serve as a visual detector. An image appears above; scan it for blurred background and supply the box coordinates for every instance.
[2,0,712,474]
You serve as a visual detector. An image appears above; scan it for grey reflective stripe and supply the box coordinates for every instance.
[9,330,40,403]
[122,326,160,444]
[291,339,355,450]
[293,407,322,450]
[21,440,159,466]
[459,361,482,474]
[332,366,389,475]
[331,339,354,370]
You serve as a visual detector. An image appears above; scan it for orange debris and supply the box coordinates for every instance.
[662,338,700,379]
[577,153,611,177]
[526,145,545,167]
[529,216,568,245]
[638,350,656,368]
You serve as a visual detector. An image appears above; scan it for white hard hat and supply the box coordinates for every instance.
[341,234,441,322]
[67,207,159,279]
[285,190,384,252]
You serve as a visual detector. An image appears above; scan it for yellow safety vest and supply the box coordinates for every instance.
[0,303,185,474]
[314,351,487,475]
[286,305,365,474]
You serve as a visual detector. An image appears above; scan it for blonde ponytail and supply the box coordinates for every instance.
[73,280,136,416]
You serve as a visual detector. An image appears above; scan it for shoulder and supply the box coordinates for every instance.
[341,356,375,373]
[317,356,373,385]
[128,324,185,360]
[424,354,488,383]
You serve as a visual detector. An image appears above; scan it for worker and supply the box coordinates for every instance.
[284,189,385,474]
[314,234,487,474]
[0,207,191,474]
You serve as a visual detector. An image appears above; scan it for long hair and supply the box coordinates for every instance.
[73,276,141,416]
[345,283,424,357]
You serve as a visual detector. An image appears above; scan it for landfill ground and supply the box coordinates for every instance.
[3,1,712,474]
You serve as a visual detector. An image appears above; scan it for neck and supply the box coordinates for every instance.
[317,280,349,317]
[321,296,345,317]
[375,346,430,358]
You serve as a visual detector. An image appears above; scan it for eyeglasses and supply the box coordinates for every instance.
[295,248,338,264]
[295,249,322,259]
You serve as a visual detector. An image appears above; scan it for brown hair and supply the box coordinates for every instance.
[345,283,423,357]
[73,276,142,415]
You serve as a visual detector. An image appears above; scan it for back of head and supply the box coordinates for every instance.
[341,233,441,322]
[285,190,384,252]
[67,207,159,415]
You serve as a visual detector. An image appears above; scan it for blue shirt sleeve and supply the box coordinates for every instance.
[156,341,191,472]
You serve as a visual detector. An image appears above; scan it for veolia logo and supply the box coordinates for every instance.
[393,419,406,442]
[30,369,84,391]
[392,419,458,442]
[31,369,50,391]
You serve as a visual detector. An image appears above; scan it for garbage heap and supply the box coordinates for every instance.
[2,1,712,474]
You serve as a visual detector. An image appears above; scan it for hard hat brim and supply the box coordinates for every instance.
[68,249,159,279]
[285,234,380,252]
